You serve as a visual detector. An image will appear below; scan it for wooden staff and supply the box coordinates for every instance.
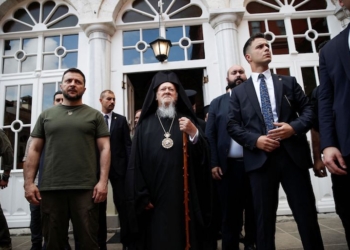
[183,132,191,250]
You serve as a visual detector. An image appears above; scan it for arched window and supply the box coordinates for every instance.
[0,0,80,170]
[118,0,206,65]
[243,0,332,97]
[1,0,79,74]
[122,0,202,23]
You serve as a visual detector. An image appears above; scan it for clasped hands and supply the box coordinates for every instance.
[256,122,295,152]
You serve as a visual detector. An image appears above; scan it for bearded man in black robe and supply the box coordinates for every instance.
[126,71,212,250]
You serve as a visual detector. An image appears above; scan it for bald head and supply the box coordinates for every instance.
[226,65,247,89]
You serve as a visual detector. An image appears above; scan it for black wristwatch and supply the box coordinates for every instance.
[1,173,10,182]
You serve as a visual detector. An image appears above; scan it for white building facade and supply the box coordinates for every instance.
[0,0,348,228]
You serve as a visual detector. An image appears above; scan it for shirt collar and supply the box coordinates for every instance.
[101,111,112,118]
[252,69,272,82]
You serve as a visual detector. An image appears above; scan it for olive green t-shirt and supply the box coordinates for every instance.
[31,104,110,191]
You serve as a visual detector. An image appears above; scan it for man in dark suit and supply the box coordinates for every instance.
[319,1,350,246]
[227,33,324,250]
[206,65,255,250]
[98,90,132,250]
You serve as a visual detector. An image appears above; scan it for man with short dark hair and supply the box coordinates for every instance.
[23,68,111,250]
[98,90,131,250]
[227,33,323,249]
[0,129,13,250]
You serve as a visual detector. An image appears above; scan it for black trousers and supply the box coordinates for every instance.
[217,158,255,250]
[98,178,129,249]
[30,203,43,250]
[331,155,350,248]
[0,202,11,247]
[41,190,99,250]
[249,147,324,250]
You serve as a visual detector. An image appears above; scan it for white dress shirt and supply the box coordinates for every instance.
[101,111,112,131]
[228,89,243,158]
[251,70,279,123]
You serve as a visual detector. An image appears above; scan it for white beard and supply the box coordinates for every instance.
[157,101,177,118]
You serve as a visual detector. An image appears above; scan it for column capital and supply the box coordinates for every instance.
[209,8,245,29]
[80,21,116,37]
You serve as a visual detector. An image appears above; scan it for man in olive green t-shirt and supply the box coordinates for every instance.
[23,68,111,250]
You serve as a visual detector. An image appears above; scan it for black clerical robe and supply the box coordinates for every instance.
[126,112,212,250]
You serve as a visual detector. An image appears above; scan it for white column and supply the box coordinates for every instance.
[209,9,245,88]
[81,23,116,109]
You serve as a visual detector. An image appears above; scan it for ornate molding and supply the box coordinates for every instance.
[209,8,246,29]
[80,21,116,37]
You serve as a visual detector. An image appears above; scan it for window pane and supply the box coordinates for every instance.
[132,0,154,15]
[166,27,183,43]
[21,56,37,72]
[43,83,56,111]
[23,38,38,54]
[3,20,32,33]
[186,25,203,41]
[17,127,31,170]
[142,29,159,44]
[14,8,35,26]
[291,19,308,34]
[63,34,78,50]
[168,0,191,13]
[62,52,77,69]
[295,0,327,11]
[43,1,56,22]
[301,67,317,96]
[48,15,78,29]
[143,48,158,64]
[45,36,60,52]
[122,11,153,23]
[19,85,33,124]
[271,38,289,55]
[275,68,290,76]
[3,58,18,74]
[311,18,329,33]
[43,54,59,70]
[170,6,202,19]
[123,49,140,65]
[189,43,205,60]
[1,128,14,170]
[4,86,18,126]
[294,37,312,53]
[123,31,140,47]
[247,2,278,14]
[268,20,286,35]
[28,1,40,23]
[48,5,69,23]
[167,45,184,62]
[248,21,266,35]
[4,40,20,56]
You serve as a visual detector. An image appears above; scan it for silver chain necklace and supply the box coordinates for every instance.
[157,113,175,149]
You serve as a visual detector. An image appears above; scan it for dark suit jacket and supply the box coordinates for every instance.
[227,74,314,172]
[206,93,232,173]
[319,24,350,157]
[109,112,132,180]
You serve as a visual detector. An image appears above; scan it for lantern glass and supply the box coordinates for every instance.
[150,37,172,62]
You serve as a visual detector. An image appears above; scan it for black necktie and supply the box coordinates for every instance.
[259,74,274,133]
[104,115,109,130]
